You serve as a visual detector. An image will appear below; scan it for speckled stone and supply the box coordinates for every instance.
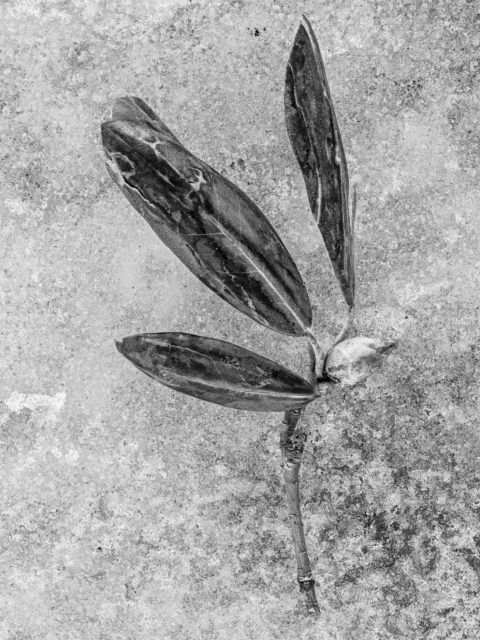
[1,1,479,638]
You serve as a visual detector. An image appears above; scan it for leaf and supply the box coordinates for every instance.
[101,98,312,336]
[116,332,315,412]
[285,15,355,309]
[111,96,182,144]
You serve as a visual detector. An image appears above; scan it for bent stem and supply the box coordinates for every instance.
[280,408,320,615]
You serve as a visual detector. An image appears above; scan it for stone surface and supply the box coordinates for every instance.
[1,1,479,638]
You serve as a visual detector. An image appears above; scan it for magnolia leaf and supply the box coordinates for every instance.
[285,15,355,309]
[102,99,312,336]
[116,332,315,412]
[111,96,182,144]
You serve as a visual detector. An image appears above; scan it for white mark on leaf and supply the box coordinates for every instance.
[188,169,207,191]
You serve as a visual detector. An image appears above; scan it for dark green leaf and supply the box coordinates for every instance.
[102,99,312,336]
[111,96,182,144]
[116,332,315,412]
[285,15,355,309]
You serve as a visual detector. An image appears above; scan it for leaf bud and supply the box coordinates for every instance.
[324,336,396,386]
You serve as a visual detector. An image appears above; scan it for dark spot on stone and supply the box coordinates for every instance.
[381,568,418,608]
[67,41,91,67]
[254,28,260,36]
[125,581,137,601]
[440,606,455,616]
[392,465,409,486]
[335,565,363,586]
[414,535,440,575]
[317,488,331,503]
[459,548,480,577]
[419,616,437,633]
[394,77,424,108]
[344,492,368,514]
[371,511,389,542]
[97,546,102,551]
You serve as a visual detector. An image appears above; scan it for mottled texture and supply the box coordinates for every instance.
[1,0,479,639]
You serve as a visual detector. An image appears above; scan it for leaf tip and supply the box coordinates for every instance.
[114,339,125,355]
[300,13,311,27]
[299,13,315,38]
[115,334,148,355]
[377,339,397,355]
[111,95,143,119]
[100,120,120,153]
[100,120,111,141]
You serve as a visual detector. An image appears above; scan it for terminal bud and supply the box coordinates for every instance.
[325,336,396,386]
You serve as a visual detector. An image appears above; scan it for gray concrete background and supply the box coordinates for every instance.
[1,0,479,638]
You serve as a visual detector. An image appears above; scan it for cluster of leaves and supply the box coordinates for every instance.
[101,16,393,411]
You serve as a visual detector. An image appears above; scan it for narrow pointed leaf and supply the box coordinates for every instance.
[116,332,315,412]
[102,100,312,336]
[285,15,355,309]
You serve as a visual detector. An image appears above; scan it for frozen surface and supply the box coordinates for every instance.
[1,0,479,638]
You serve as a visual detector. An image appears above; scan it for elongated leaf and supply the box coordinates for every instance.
[102,97,312,336]
[285,15,355,309]
[116,332,315,412]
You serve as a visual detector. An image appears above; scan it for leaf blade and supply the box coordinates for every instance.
[116,332,315,412]
[111,96,182,144]
[285,15,355,309]
[102,104,312,336]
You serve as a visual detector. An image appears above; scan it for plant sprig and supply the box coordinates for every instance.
[101,15,396,616]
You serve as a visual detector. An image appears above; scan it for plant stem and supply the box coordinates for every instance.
[306,331,324,387]
[280,408,320,615]
[332,306,355,347]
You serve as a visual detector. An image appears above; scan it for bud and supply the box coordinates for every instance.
[324,336,396,385]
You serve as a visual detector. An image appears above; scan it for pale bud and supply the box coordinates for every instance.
[324,336,396,385]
